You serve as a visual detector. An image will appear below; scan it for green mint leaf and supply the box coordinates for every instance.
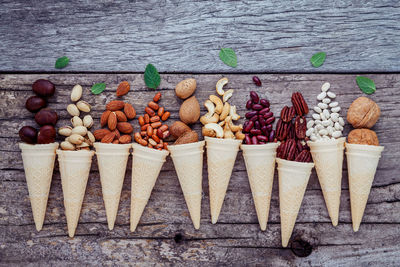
[55,56,69,69]
[91,83,106,95]
[144,64,161,89]
[310,52,326,68]
[219,48,237,68]
[356,76,376,95]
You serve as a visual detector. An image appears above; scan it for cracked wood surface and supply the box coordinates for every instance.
[0,0,400,73]
[0,73,399,266]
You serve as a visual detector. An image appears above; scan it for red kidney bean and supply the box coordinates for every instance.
[266,124,273,131]
[251,136,258,144]
[261,125,268,135]
[254,121,260,129]
[257,135,268,142]
[250,91,259,104]
[263,112,273,119]
[260,99,270,107]
[243,121,249,132]
[246,100,253,109]
[252,104,263,110]
[245,111,258,119]
[250,129,261,135]
[265,117,275,124]
[259,107,270,115]
[269,130,275,142]
[244,121,254,132]
[250,115,258,122]
[259,116,266,127]
[245,134,252,144]
[252,76,262,86]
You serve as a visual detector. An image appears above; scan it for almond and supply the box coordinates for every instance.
[112,129,121,139]
[101,131,115,143]
[119,135,132,144]
[93,129,111,140]
[106,100,125,111]
[117,122,133,134]
[101,110,111,127]
[108,112,117,130]
[115,110,127,122]
[116,81,130,97]
[124,103,136,120]
[112,139,120,144]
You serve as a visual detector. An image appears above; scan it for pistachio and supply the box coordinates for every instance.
[69,134,85,145]
[60,141,75,150]
[76,142,89,148]
[76,100,91,113]
[72,126,88,136]
[58,126,72,137]
[87,131,95,143]
[67,104,80,117]
[83,115,94,128]
[71,84,83,102]
[71,116,83,127]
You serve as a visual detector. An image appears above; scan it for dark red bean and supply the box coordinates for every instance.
[261,125,268,135]
[259,116,266,127]
[260,99,270,107]
[266,124,273,131]
[252,76,262,87]
[245,134,252,144]
[254,121,260,129]
[269,130,275,142]
[246,100,253,110]
[252,104,263,110]
[265,117,275,124]
[259,107,270,115]
[251,136,258,144]
[244,121,254,132]
[263,112,274,119]
[245,111,258,119]
[250,115,258,122]
[250,91,259,104]
[257,135,268,141]
[243,121,249,132]
[250,129,261,135]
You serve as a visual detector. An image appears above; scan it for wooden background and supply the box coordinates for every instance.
[0,73,399,266]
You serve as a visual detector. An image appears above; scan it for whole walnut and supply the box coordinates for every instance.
[347,97,380,128]
[348,129,379,146]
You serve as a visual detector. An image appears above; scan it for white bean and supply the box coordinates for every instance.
[331,106,341,113]
[323,109,330,119]
[317,92,327,100]
[320,112,326,121]
[313,106,322,113]
[322,98,331,104]
[329,101,338,108]
[315,124,324,131]
[331,112,339,122]
[332,131,342,138]
[335,122,343,131]
[310,134,318,141]
[319,129,328,136]
[327,126,334,135]
[322,120,330,127]
[306,128,314,137]
[318,103,328,109]
[307,120,315,129]
[321,82,330,92]
[312,114,321,120]
[339,117,345,126]
[315,119,322,125]
[327,91,336,98]
[329,119,334,127]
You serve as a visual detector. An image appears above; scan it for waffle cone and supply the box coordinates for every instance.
[345,143,384,232]
[57,150,94,237]
[94,143,131,230]
[307,138,345,226]
[130,144,169,232]
[241,143,279,231]
[168,141,205,229]
[19,143,59,231]
[205,137,242,224]
[276,158,314,247]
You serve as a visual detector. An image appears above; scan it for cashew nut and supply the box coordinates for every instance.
[202,127,216,137]
[204,100,215,116]
[223,89,234,102]
[209,95,223,114]
[235,130,245,140]
[205,123,224,138]
[218,120,225,127]
[225,116,242,132]
[229,105,240,121]
[200,113,219,125]
[223,123,235,139]
[216,77,228,96]
[220,102,230,121]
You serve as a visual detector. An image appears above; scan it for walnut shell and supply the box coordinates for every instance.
[348,128,379,146]
[347,97,380,128]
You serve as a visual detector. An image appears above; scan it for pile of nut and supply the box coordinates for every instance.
[58,84,95,150]
[200,77,244,140]
[93,99,136,144]
[306,82,345,141]
[276,92,312,162]
[243,91,275,144]
[133,92,170,150]
[19,79,58,144]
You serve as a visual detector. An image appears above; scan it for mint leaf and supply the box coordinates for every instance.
[144,64,161,89]
[356,76,376,95]
[310,52,326,68]
[91,83,106,95]
[55,56,69,69]
[219,48,237,68]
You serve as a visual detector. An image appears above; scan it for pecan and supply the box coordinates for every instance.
[296,139,304,153]
[286,139,297,161]
[287,122,296,139]
[276,119,289,141]
[295,150,312,162]
[280,106,296,122]
[291,92,309,116]
[295,116,307,139]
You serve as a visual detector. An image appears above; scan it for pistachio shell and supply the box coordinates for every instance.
[60,141,75,150]
[76,100,91,112]
[87,131,95,143]
[72,126,88,136]
[58,126,72,137]
[71,84,83,102]
[67,104,80,117]
[83,115,94,128]
[69,134,85,145]
[71,116,83,127]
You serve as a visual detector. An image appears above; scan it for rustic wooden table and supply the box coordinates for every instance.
[0,1,399,266]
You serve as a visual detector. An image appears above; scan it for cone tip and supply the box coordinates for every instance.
[260,224,267,231]
[194,223,200,230]
[211,218,217,224]
[108,224,114,231]
[130,224,137,232]
[68,229,75,238]
[35,225,42,232]
[353,224,360,232]
[282,240,289,247]
[332,220,338,227]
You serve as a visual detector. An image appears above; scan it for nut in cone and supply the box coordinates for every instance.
[307,138,345,226]
[241,142,279,231]
[94,143,131,230]
[130,144,169,232]
[19,143,59,231]
[276,158,314,247]
[345,143,384,232]
[205,137,242,224]
[168,141,205,229]
[57,150,94,237]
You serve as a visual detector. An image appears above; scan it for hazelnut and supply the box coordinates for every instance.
[32,79,55,97]
[35,109,58,126]
[37,125,56,144]
[19,126,38,144]
[348,128,379,146]
[347,97,380,128]
[25,96,47,113]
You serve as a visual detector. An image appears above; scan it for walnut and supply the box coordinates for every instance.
[348,129,379,146]
[347,97,380,128]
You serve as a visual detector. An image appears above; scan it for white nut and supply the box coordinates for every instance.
[200,113,219,125]
[322,120,330,127]
[223,123,235,139]
[76,100,91,113]
[223,89,234,102]
[312,114,321,120]
[209,95,223,114]
[327,126,334,135]
[317,92,326,100]
[204,100,215,117]
[68,134,85,145]
[83,115,94,128]
[61,141,75,150]
[67,104,80,117]
[220,102,230,121]
[71,84,83,102]
[58,126,72,137]
[320,112,326,121]
[322,98,331,104]
[315,124,324,131]
[332,131,342,138]
[314,119,322,125]
[327,91,336,98]
[323,109,330,119]
[310,134,317,141]
[87,131,96,143]
[338,117,345,126]
[205,123,224,138]
[334,122,343,131]
[319,129,328,136]
[331,106,341,113]
[225,116,242,132]
[329,101,338,108]
[307,120,315,129]
[229,105,240,121]
[306,128,314,137]
[71,116,83,127]
[331,112,340,122]
[76,142,90,148]
[313,106,322,113]
[321,82,330,92]
[318,103,328,109]
[216,77,228,96]
[72,126,88,136]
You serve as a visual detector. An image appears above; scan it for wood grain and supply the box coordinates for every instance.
[0,74,399,266]
[0,1,400,72]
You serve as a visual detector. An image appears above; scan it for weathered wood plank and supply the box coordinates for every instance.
[0,73,399,265]
[0,1,400,72]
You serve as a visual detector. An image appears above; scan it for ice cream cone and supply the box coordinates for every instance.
[19,142,59,231]
[94,143,131,230]
[168,141,205,230]
[57,149,94,237]
[345,143,384,232]
[130,144,169,232]
[276,158,314,247]
[307,137,345,226]
[241,142,279,231]
[205,137,242,224]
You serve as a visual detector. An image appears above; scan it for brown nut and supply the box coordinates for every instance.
[174,130,198,145]
[19,126,38,144]
[25,96,47,112]
[348,128,379,146]
[37,125,56,144]
[175,78,196,99]
[170,121,191,139]
[35,109,58,126]
[179,96,200,124]
[32,79,55,97]
[347,97,380,129]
